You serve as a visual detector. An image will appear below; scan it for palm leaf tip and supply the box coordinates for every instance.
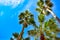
[19,13,25,20]
[24,37,30,40]
[28,30,37,36]
[13,33,19,38]
[10,38,14,40]
[45,0,53,7]
[56,17,60,23]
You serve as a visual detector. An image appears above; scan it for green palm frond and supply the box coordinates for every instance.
[10,38,14,40]
[28,30,37,36]
[13,32,19,38]
[24,37,30,40]
[38,14,45,23]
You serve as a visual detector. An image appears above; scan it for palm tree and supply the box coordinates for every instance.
[27,0,59,40]
[10,10,37,40]
[35,0,59,40]
[18,10,38,40]
[36,0,60,23]
[11,0,60,40]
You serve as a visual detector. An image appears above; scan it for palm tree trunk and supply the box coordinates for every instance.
[46,8,60,23]
[17,27,24,40]
[40,22,45,40]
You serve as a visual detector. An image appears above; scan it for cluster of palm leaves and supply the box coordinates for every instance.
[10,0,60,40]
[10,10,38,40]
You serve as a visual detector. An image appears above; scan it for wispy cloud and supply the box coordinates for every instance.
[0,0,24,8]
[24,0,34,10]
[0,11,4,16]
[10,13,17,18]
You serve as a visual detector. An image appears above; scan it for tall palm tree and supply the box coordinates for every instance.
[36,0,60,23]
[28,0,60,40]
[18,10,38,40]
[10,10,37,40]
[35,0,60,40]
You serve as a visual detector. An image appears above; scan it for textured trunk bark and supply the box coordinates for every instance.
[40,34,45,40]
[40,23,45,40]
[17,27,24,40]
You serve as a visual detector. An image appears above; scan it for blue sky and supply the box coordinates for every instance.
[0,0,60,40]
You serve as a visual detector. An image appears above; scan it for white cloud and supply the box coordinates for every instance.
[0,0,24,8]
